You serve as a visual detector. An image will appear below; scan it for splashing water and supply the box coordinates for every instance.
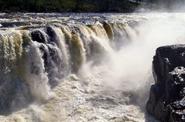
[0,13,185,122]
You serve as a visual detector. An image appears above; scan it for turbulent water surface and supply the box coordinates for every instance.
[1,13,185,122]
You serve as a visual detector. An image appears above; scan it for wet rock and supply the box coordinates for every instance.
[147,45,185,122]
[31,30,47,43]
[103,22,114,40]
[45,26,61,45]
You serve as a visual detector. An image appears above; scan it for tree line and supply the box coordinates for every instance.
[0,0,182,12]
[0,0,140,12]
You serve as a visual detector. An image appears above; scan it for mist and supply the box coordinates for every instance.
[79,13,185,109]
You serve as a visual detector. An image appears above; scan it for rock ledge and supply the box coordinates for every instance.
[147,45,185,122]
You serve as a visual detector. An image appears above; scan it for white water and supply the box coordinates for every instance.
[1,13,185,122]
[80,13,185,104]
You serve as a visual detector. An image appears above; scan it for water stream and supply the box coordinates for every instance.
[0,13,185,122]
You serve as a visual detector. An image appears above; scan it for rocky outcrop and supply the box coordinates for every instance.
[147,45,185,122]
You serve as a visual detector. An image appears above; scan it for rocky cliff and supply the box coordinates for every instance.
[147,45,185,122]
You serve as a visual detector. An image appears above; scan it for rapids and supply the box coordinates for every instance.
[0,13,185,122]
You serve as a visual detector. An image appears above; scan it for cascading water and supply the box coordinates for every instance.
[1,13,185,122]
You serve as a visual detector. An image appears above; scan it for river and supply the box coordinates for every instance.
[0,13,185,122]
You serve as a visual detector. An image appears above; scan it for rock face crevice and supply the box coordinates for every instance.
[147,45,185,122]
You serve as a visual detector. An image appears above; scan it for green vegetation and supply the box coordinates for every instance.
[0,0,140,12]
[0,0,181,12]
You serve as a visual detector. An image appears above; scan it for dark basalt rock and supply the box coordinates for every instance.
[147,45,185,122]
[46,26,56,43]
[31,30,47,43]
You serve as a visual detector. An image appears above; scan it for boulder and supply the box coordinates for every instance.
[147,45,185,122]
[31,30,47,43]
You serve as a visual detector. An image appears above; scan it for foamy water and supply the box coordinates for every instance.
[0,13,185,122]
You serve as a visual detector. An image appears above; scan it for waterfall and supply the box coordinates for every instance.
[0,18,135,115]
[1,13,185,122]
